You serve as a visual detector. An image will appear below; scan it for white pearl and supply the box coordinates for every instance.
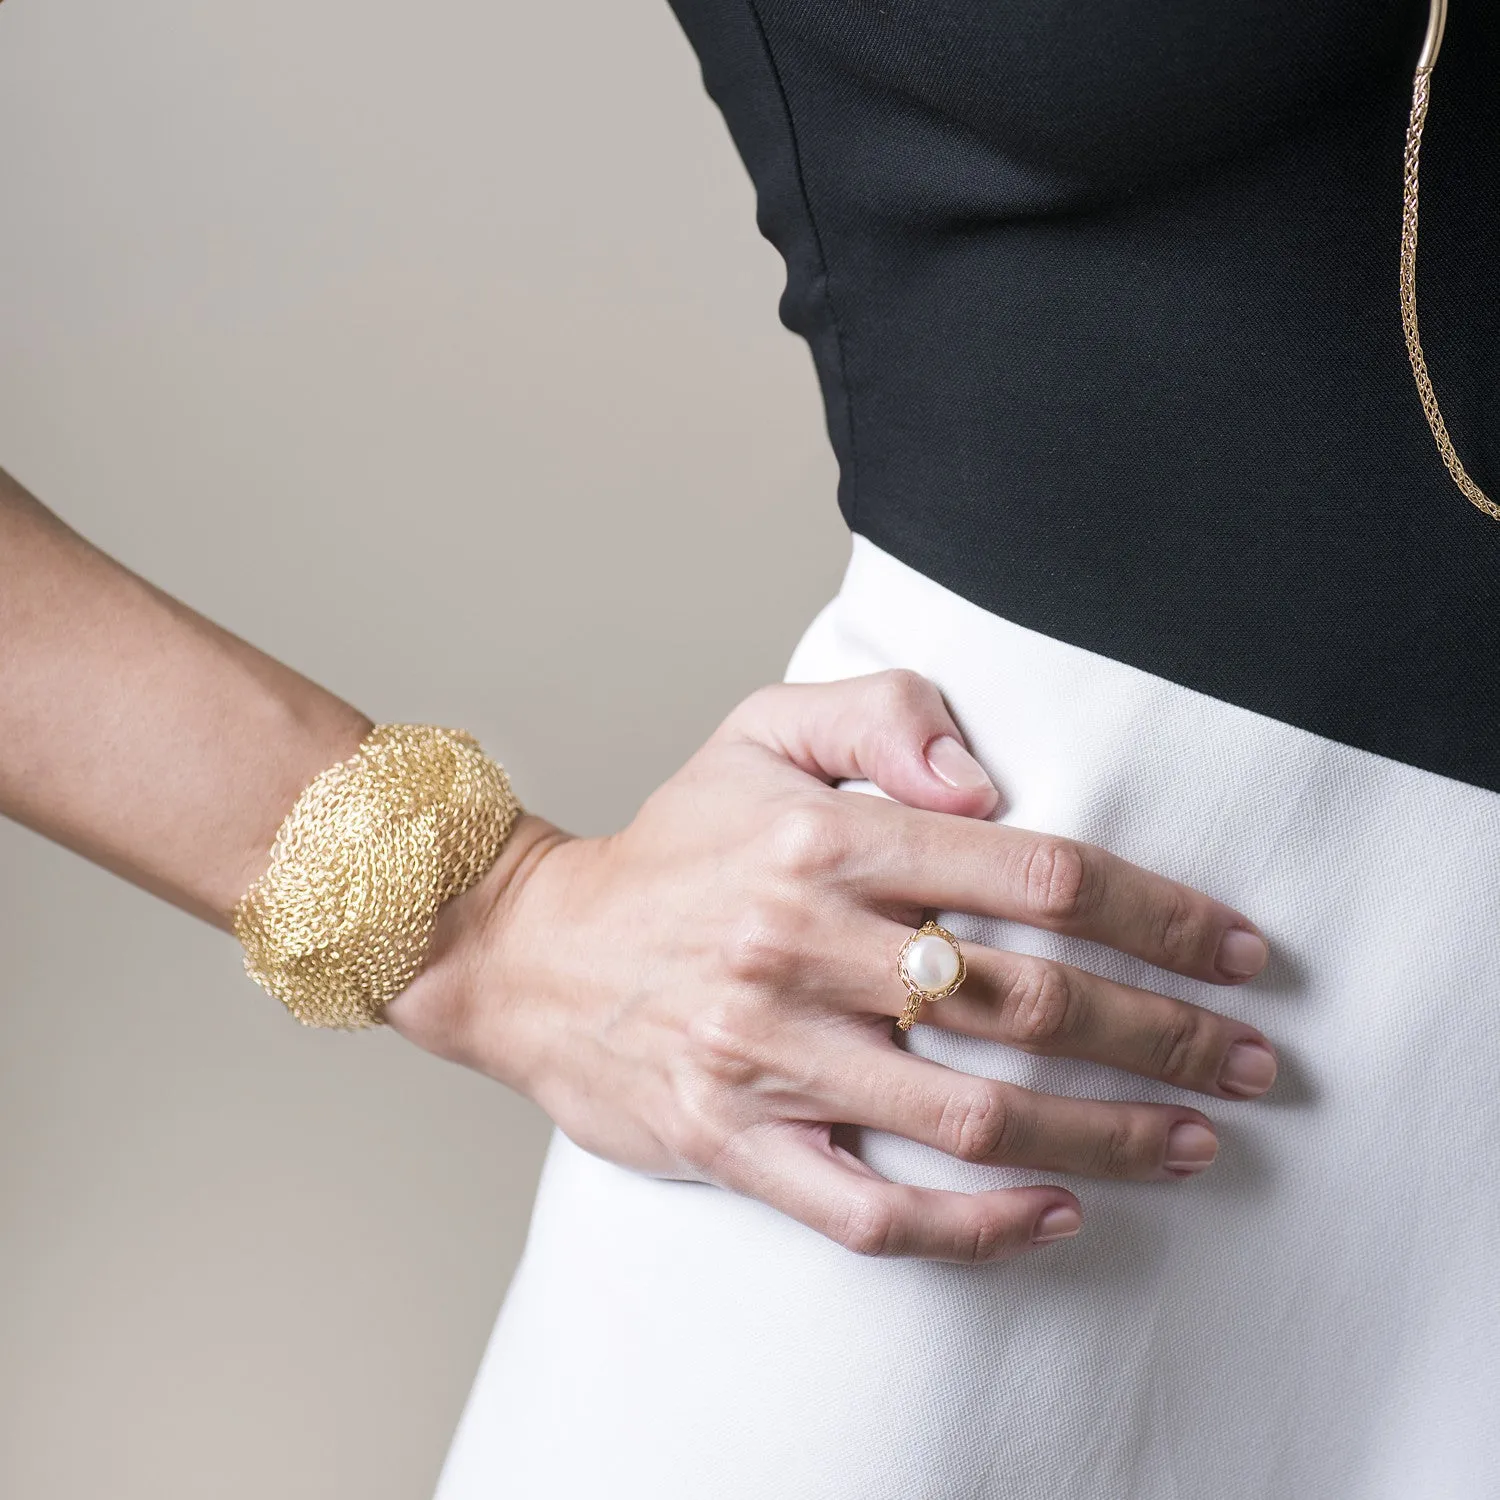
[905,933,960,992]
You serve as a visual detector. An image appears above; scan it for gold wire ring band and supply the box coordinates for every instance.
[895,920,967,1031]
[1400,0,1498,520]
[233,723,522,1029]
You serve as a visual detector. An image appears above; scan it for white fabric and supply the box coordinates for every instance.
[435,535,1500,1499]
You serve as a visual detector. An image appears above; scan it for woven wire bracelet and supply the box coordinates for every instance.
[232,724,521,1028]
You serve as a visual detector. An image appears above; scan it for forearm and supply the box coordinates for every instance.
[0,466,374,928]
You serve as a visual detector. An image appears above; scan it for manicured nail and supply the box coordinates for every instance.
[1032,1205,1083,1244]
[1219,1040,1278,1098]
[1164,1121,1219,1174]
[925,734,995,794]
[1216,927,1269,979]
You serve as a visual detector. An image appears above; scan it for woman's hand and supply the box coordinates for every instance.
[387,670,1277,1264]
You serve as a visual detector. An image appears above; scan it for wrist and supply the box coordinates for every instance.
[382,810,571,1089]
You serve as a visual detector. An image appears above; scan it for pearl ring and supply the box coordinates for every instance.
[895,919,966,1031]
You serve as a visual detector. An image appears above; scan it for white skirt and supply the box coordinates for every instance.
[435,536,1500,1500]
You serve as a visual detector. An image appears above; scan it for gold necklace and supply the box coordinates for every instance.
[1401,0,1499,520]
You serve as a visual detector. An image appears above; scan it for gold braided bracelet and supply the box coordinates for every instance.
[233,724,522,1029]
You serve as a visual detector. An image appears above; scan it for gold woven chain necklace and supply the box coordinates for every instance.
[1401,0,1498,520]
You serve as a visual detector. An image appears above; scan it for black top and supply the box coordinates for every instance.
[668,0,1500,794]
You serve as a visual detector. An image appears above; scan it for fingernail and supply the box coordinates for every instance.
[1219,1040,1278,1098]
[1032,1205,1082,1244]
[1164,1121,1219,1174]
[925,734,995,794]
[1216,927,1269,979]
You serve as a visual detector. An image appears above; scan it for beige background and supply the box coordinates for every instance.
[0,1,845,1494]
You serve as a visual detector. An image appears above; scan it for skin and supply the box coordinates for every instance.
[1,466,1277,1264]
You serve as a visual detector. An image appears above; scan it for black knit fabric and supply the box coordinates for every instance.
[668,0,1500,793]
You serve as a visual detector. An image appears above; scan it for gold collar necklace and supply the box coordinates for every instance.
[1401,0,1498,519]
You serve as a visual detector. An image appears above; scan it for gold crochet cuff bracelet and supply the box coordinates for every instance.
[232,723,522,1029]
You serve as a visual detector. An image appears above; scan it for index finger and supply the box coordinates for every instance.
[853,802,1269,985]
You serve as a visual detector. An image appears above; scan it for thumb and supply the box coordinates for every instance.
[718,669,1001,819]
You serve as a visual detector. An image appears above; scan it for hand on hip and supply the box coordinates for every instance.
[387,669,1276,1263]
